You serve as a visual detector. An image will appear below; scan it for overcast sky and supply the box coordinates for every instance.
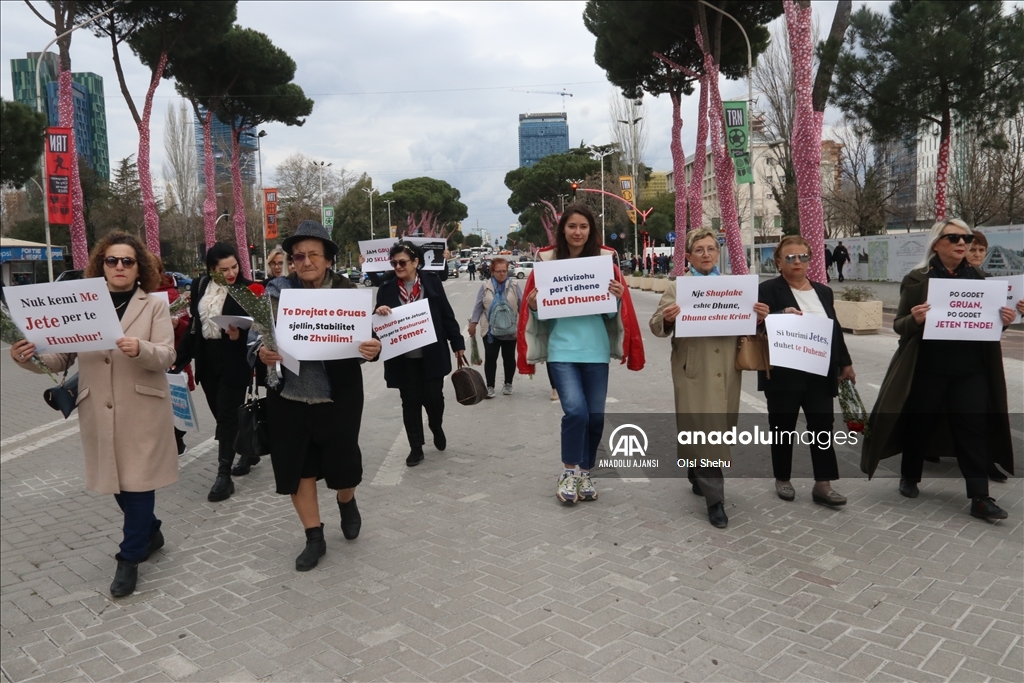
[3,1,888,235]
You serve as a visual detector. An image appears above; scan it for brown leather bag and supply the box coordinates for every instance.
[735,332,771,378]
[450,355,487,405]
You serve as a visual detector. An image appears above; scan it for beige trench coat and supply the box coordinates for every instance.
[27,289,179,494]
[650,277,741,461]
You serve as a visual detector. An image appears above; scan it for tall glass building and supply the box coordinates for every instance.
[518,112,569,168]
[10,52,110,181]
[193,107,258,188]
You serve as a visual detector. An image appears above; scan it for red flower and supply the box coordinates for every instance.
[846,420,864,433]
[248,283,265,297]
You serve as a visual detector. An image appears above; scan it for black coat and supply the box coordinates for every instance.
[174,274,253,388]
[376,271,465,388]
[832,245,850,264]
[757,276,853,396]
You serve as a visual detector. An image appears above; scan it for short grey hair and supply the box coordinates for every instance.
[686,228,718,253]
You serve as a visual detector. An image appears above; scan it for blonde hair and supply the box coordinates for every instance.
[916,218,970,272]
[773,235,811,268]
[685,228,718,253]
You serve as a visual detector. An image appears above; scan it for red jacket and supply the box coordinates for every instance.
[516,245,645,374]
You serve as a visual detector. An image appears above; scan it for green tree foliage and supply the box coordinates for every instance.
[504,147,600,244]
[463,233,483,248]
[447,229,464,250]
[379,177,468,235]
[0,99,47,188]
[332,173,377,255]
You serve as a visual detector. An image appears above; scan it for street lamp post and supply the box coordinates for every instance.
[595,149,615,244]
[383,199,395,237]
[256,130,267,268]
[35,0,128,281]
[617,114,643,259]
[362,187,377,239]
[313,160,332,220]
[557,194,568,212]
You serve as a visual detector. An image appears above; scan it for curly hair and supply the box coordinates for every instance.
[84,231,160,293]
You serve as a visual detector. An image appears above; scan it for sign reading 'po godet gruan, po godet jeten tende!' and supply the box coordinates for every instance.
[923,279,1005,342]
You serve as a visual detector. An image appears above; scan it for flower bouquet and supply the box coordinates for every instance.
[1,304,60,383]
[168,292,190,316]
[211,275,280,385]
[469,333,482,366]
[838,378,869,435]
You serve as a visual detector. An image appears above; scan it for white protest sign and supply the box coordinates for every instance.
[166,372,200,431]
[5,277,123,353]
[992,274,1024,325]
[359,238,398,272]
[210,314,253,331]
[922,279,1004,342]
[675,274,758,337]
[152,291,169,307]
[534,255,616,320]
[275,289,372,361]
[765,313,834,376]
[405,237,447,271]
[373,298,437,361]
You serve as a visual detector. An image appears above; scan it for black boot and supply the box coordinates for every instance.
[231,454,261,477]
[143,522,164,561]
[338,497,361,540]
[406,446,424,467]
[296,523,326,571]
[432,426,447,452]
[208,441,235,502]
[110,557,138,597]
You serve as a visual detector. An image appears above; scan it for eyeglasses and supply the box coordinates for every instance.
[491,270,508,275]
[291,252,323,264]
[104,256,137,268]
[783,253,811,264]
[690,247,719,256]
[940,233,974,244]
[391,258,411,268]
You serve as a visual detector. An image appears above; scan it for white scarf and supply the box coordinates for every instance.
[199,279,228,340]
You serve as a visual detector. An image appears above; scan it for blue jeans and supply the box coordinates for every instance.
[548,362,609,469]
[113,491,159,563]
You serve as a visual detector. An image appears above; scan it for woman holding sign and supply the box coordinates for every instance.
[518,205,645,505]
[174,242,254,502]
[375,241,466,467]
[650,229,769,528]
[862,219,1017,521]
[759,235,855,507]
[11,232,177,598]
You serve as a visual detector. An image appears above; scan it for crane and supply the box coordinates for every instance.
[511,88,573,111]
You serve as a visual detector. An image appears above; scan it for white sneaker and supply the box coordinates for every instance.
[556,471,579,504]
[577,471,598,501]
[486,386,495,399]
[550,389,559,401]
[502,383,513,395]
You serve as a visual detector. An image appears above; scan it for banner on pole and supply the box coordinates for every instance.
[264,188,279,239]
[45,127,73,225]
[619,176,637,225]
[323,206,335,228]
[723,101,753,185]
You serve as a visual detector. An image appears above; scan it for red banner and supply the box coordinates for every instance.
[264,188,279,240]
[45,127,72,225]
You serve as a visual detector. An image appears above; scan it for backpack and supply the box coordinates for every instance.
[487,282,518,338]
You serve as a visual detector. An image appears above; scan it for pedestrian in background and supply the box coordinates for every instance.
[375,242,466,467]
[468,256,521,398]
[824,247,834,283]
[11,232,177,598]
[832,241,850,282]
[263,246,287,285]
[518,205,645,504]
[155,260,193,455]
[173,242,253,501]
[650,229,769,528]
[251,221,380,571]
[759,235,855,507]
[862,219,1017,521]
[967,230,989,274]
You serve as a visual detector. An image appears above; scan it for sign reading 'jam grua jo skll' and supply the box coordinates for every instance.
[923,279,1005,342]
[534,255,617,320]
[372,298,437,361]
[675,274,758,338]
[765,312,833,376]
[359,238,398,272]
[275,289,373,361]
[45,127,73,225]
[5,277,124,353]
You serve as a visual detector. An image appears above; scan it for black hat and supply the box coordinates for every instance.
[282,220,339,261]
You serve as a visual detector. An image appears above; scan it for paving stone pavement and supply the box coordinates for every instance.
[2,279,1022,683]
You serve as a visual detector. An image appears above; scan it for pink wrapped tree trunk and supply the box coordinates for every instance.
[230,130,252,280]
[137,51,168,256]
[785,0,827,283]
[668,92,689,275]
[58,69,89,268]
[934,131,950,221]
[201,110,217,247]
[689,74,709,235]
[539,200,558,246]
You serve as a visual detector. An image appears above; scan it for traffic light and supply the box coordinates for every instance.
[570,182,578,199]
[248,244,257,257]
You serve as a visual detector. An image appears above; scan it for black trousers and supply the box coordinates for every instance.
[484,337,516,388]
[765,385,840,482]
[200,372,247,476]
[900,370,989,499]
[836,261,846,280]
[399,358,445,448]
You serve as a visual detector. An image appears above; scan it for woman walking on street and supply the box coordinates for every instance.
[375,242,465,467]
[518,205,645,504]
[862,219,1018,521]
[468,257,522,398]
[11,232,178,597]
[759,235,856,507]
[173,242,254,501]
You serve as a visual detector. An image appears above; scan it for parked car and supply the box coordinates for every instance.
[54,269,84,282]
[167,271,193,289]
[447,260,460,278]
[513,262,534,279]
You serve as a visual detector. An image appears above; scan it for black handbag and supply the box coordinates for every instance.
[234,376,270,458]
[43,370,79,419]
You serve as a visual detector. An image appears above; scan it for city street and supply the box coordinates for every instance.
[2,275,1022,682]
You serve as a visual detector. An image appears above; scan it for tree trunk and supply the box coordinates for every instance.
[137,50,168,256]
[230,129,252,280]
[202,109,217,247]
[669,92,689,276]
[935,113,951,221]
[704,53,747,275]
[785,0,827,283]
[689,73,709,233]
[58,68,89,268]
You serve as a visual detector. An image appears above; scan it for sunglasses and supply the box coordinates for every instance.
[291,252,322,263]
[104,256,137,268]
[391,258,412,268]
[940,233,974,244]
[783,253,811,264]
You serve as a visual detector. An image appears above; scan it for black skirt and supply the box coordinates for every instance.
[266,364,364,495]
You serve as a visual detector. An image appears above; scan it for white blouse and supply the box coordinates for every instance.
[790,287,827,317]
